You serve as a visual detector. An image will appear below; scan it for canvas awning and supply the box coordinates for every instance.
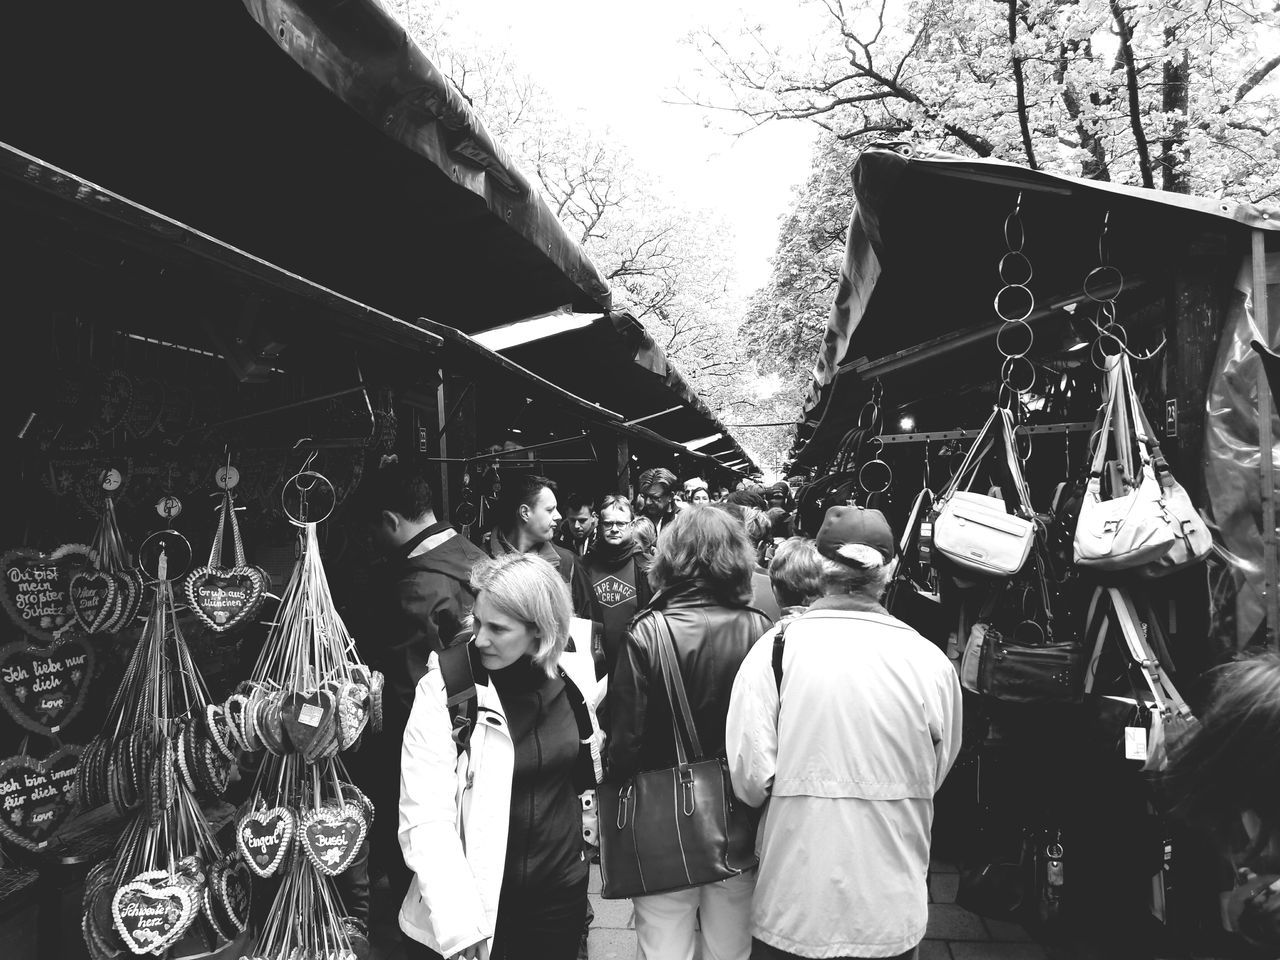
[790,142,1280,470]
[0,0,609,334]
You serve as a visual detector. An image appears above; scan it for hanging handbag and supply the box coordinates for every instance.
[1127,398,1212,578]
[934,408,1036,578]
[885,488,950,649]
[1073,359,1176,571]
[596,614,758,899]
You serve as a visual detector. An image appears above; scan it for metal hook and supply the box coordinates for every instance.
[1014,191,1022,215]
[1098,211,1111,265]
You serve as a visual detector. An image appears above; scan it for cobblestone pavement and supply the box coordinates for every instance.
[372,860,1238,960]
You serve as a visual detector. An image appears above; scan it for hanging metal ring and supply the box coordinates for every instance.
[1083,265,1124,302]
[998,251,1034,287]
[996,318,1035,359]
[282,470,336,526]
[1001,355,1037,394]
[994,284,1035,323]
[859,457,893,495]
[1004,209,1025,253]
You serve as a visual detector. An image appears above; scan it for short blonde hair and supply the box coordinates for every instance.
[769,538,824,608]
[469,553,571,676]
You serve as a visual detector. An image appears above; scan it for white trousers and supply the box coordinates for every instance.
[632,872,756,960]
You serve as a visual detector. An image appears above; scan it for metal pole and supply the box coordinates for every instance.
[1252,230,1278,647]
[437,372,450,522]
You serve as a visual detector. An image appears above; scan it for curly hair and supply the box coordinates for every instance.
[648,506,756,606]
[1164,652,1280,870]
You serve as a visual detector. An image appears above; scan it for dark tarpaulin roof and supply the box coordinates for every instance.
[497,313,760,473]
[790,143,1280,470]
[0,0,609,333]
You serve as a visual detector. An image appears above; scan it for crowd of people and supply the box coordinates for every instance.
[337,460,1280,960]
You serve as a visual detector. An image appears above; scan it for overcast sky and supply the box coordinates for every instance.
[427,0,820,295]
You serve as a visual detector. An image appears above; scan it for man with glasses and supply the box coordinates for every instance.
[583,494,653,681]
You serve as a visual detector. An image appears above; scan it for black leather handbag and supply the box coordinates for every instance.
[597,615,758,899]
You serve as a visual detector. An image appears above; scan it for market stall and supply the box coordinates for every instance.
[786,142,1280,952]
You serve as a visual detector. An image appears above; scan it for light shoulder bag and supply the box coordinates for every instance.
[934,407,1036,578]
[1126,394,1212,577]
[596,614,757,899]
[1073,359,1175,571]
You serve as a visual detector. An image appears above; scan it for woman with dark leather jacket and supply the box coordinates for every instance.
[608,506,774,960]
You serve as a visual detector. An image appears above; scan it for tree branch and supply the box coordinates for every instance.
[1006,0,1038,169]
[1109,0,1155,188]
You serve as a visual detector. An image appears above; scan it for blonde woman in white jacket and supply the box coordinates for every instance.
[398,553,603,960]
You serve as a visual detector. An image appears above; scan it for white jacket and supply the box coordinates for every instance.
[726,602,962,957]
[397,648,602,957]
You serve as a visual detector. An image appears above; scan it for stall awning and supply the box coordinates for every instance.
[0,141,443,361]
[790,142,1280,470]
[417,320,753,476]
[0,0,609,334]
[493,312,760,473]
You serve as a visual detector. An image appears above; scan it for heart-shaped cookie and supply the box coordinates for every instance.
[280,688,335,759]
[0,746,82,851]
[111,871,198,956]
[336,681,370,751]
[0,637,94,735]
[299,802,367,876]
[103,570,144,634]
[93,370,135,438]
[0,544,97,645]
[69,570,117,634]
[184,565,266,633]
[236,806,295,878]
[255,695,288,757]
[209,857,251,934]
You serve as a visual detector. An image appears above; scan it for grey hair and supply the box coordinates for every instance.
[819,555,891,599]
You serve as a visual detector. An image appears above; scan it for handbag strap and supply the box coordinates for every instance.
[997,408,1035,515]
[653,613,705,762]
[941,407,1003,499]
[1107,588,1194,722]
[1088,364,1121,477]
[896,488,934,563]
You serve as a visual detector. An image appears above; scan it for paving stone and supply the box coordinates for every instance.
[930,872,960,904]
[918,940,953,960]
[924,904,989,941]
[588,927,637,960]
[949,942,1049,960]
[589,864,602,895]
[983,918,1033,942]
[590,896,636,930]
[930,858,960,874]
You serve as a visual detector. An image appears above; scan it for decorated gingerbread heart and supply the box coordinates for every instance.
[0,638,94,736]
[280,688,335,759]
[0,544,97,645]
[236,806,295,878]
[111,871,198,956]
[0,746,82,851]
[69,570,117,634]
[209,856,251,934]
[183,565,266,633]
[298,802,367,876]
[335,681,369,751]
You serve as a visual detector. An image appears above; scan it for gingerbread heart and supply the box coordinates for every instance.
[184,565,266,633]
[280,688,335,759]
[298,802,367,876]
[69,570,117,634]
[236,806,295,877]
[111,871,198,956]
[103,570,144,633]
[0,544,97,645]
[336,682,370,751]
[0,637,94,735]
[210,857,251,934]
[0,746,82,851]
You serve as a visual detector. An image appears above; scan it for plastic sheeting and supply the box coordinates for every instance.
[1203,251,1280,649]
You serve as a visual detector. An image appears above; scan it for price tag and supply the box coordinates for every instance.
[100,469,122,492]
[298,704,324,727]
[1124,726,1149,761]
[215,466,240,491]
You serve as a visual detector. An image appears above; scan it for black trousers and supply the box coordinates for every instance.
[750,939,918,960]
[405,875,589,960]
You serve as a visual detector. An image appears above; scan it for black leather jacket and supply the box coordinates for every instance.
[607,580,773,780]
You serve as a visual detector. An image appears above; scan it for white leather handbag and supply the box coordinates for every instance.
[933,407,1035,578]
[1073,359,1175,572]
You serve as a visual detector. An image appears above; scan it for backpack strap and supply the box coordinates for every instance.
[438,642,478,757]
[772,620,790,693]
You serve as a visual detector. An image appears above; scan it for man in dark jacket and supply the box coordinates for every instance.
[483,474,598,621]
[345,461,487,899]
[582,494,652,681]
